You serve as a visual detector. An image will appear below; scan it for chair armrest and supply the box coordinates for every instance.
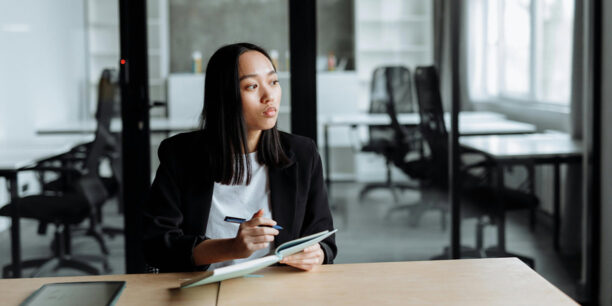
[348,124,367,153]
[20,165,86,176]
[460,160,494,172]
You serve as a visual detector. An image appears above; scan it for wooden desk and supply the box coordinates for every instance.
[460,133,582,251]
[0,258,576,305]
[0,136,92,278]
[218,258,576,305]
[0,272,218,306]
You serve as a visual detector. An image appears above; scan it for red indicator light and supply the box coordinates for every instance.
[120,59,126,65]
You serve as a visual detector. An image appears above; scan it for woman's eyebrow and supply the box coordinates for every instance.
[239,70,277,81]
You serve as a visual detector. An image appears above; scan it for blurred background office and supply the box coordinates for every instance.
[0,0,610,304]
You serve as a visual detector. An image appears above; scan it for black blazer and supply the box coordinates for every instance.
[143,130,337,272]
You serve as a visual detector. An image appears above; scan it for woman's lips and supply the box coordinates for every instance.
[263,106,277,117]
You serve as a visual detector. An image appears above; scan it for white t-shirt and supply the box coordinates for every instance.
[205,152,272,270]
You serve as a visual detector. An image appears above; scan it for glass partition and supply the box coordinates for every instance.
[149,0,292,172]
[316,0,444,263]
[0,0,124,276]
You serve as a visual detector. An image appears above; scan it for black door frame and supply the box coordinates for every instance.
[289,0,318,142]
[118,0,319,273]
[583,0,602,302]
[119,0,150,274]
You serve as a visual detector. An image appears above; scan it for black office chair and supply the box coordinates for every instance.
[37,69,123,242]
[411,66,538,266]
[40,69,120,196]
[358,66,421,203]
[378,70,446,229]
[0,128,112,277]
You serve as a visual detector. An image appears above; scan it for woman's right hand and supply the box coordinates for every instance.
[231,209,279,258]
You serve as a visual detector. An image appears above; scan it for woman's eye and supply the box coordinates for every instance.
[246,84,257,90]
[271,80,280,85]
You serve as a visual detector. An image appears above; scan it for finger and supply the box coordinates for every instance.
[251,209,264,219]
[242,227,279,236]
[244,234,275,244]
[302,244,321,253]
[284,246,322,260]
[283,257,321,269]
[285,262,315,271]
[282,256,321,265]
[249,242,270,251]
[282,251,319,261]
[282,249,323,263]
[246,216,277,227]
[282,253,321,264]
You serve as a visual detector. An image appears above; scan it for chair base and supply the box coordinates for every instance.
[430,217,535,269]
[2,254,110,278]
[68,226,112,255]
[5,223,111,278]
[386,200,447,230]
[359,182,420,203]
[102,226,123,238]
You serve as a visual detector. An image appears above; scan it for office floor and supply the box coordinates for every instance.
[0,181,580,300]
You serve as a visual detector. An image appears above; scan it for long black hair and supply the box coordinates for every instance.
[200,42,290,185]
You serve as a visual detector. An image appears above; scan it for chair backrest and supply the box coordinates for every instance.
[95,68,119,146]
[383,69,411,144]
[370,66,415,114]
[84,69,119,176]
[368,66,416,142]
[77,174,109,210]
[95,69,119,133]
[414,66,448,184]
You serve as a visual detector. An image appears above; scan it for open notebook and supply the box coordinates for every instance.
[180,229,337,288]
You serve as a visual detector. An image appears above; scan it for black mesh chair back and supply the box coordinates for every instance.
[368,66,416,142]
[85,70,117,177]
[383,69,411,143]
[95,69,119,132]
[414,66,448,185]
[95,69,119,150]
[370,66,415,113]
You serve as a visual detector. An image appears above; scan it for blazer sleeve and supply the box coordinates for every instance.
[142,139,207,272]
[301,139,338,264]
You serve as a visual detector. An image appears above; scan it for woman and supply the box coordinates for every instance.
[143,43,337,272]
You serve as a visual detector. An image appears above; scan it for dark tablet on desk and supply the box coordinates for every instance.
[21,281,126,306]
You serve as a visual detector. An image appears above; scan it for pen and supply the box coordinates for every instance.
[224,216,283,230]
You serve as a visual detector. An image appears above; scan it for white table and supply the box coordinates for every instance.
[321,111,506,127]
[0,136,92,278]
[321,111,536,193]
[460,133,582,160]
[460,133,582,251]
[36,118,198,135]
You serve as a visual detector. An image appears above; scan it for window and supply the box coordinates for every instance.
[468,0,574,105]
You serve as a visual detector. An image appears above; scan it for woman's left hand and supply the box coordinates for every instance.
[279,243,324,271]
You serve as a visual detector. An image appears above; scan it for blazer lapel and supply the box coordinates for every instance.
[269,161,297,246]
[185,179,213,236]
[185,131,214,236]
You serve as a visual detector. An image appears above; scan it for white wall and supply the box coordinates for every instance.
[0,0,87,141]
[0,0,88,231]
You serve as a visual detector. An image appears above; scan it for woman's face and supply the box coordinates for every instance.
[238,51,281,133]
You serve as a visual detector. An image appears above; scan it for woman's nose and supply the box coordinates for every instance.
[260,85,274,103]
